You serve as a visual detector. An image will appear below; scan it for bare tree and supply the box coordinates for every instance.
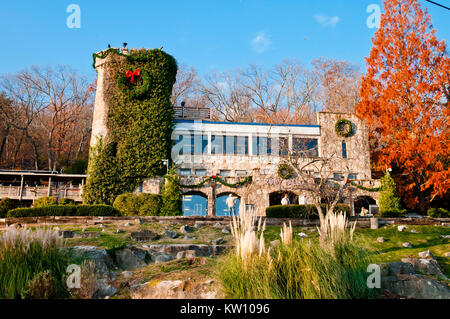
[201,69,254,122]
[171,64,204,106]
[312,58,361,113]
[0,66,94,171]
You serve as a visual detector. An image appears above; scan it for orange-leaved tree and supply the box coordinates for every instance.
[357,0,449,212]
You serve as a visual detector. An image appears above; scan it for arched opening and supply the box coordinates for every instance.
[354,196,376,215]
[216,193,241,216]
[269,191,298,206]
[182,191,208,216]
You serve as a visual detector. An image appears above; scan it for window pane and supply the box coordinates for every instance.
[211,135,223,155]
[236,136,248,155]
[220,170,231,177]
[342,141,347,159]
[225,136,235,155]
[279,137,289,156]
[194,135,208,155]
[195,169,207,176]
[293,137,318,157]
[172,135,182,156]
[180,169,191,176]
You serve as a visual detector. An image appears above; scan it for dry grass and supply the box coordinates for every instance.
[230,207,266,268]
[280,222,293,246]
[318,211,356,245]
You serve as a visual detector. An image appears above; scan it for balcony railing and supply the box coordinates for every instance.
[174,106,211,120]
[0,185,83,202]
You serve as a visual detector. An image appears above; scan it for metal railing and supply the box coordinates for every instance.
[174,106,211,120]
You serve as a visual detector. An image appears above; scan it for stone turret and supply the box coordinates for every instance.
[90,47,128,148]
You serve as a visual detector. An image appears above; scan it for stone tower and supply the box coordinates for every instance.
[90,47,129,148]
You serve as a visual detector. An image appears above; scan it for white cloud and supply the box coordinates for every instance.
[313,14,340,28]
[251,31,271,53]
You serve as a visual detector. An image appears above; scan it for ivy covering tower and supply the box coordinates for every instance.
[83,48,178,205]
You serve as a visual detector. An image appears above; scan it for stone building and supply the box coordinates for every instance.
[90,47,380,217]
[168,111,380,217]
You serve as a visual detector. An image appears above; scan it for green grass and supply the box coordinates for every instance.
[353,225,450,277]
[0,229,72,299]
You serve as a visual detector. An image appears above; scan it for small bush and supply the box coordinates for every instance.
[161,169,182,216]
[378,209,407,218]
[58,198,76,206]
[427,207,449,218]
[113,193,140,216]
[22,270,57,299]
[138,194,162,216]
[266,204,350,219]
[113,193,163,216]
[7,205,121,218]
[34,197,57,208]
[0,198,20,218]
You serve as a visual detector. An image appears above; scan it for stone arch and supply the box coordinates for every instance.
[354,195,377,214]
[216,192,241,216]
[269,191,299,206]
[182,191,208,216]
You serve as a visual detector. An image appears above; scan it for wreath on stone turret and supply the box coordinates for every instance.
[335,119,353,138]
[117,68,152,99]
[278,164,294,180]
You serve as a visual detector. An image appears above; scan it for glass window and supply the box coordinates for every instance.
[225,136,235,155]
[236,136,249,155]
[279,137,289,156]
[180,169,192,176]
[194,135,208,155]
[333,173,344,181]
[342,141,347,159]
[236,170,248,176]
[348,173,358,180]
[211,135,223,155]
[183,195,207,216]
[172,135,183,156]
[293,137,319,158]
[220,170,232,177]
[253,136,272,156]
[195,169,207,176]
[177,133,194,155]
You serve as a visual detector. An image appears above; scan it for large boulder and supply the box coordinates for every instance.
[381,262,450,299]
[141,244,226,257]
[66,246,117,298]
[401,257,447,279]
[131,280,222,299]
[114,247,148,270]
[130,230,159,242]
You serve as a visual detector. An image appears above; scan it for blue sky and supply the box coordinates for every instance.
[0,0,449,81]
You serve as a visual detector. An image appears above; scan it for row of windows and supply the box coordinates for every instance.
[173,134,319,157]
[180,169,359,180]
[179,169,249,177]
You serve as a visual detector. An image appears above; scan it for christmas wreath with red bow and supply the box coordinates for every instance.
[117,68,152,99]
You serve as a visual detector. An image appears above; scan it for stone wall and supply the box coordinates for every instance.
[317,112,372,179]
